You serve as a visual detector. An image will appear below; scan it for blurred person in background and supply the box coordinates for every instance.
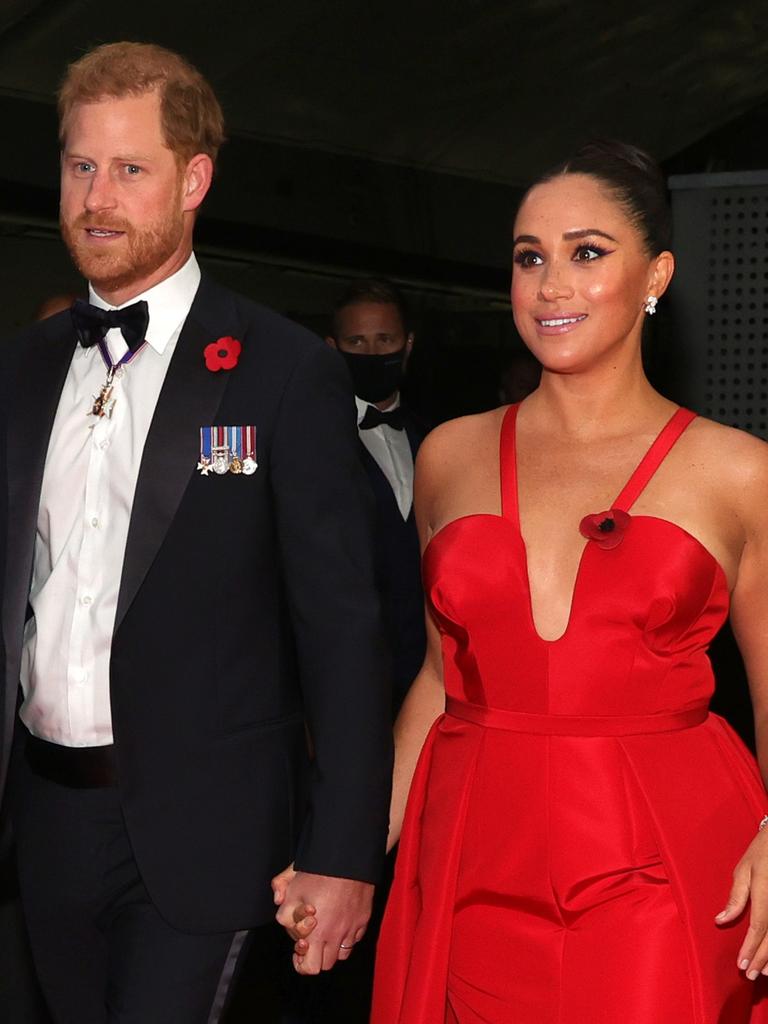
[33,292,83,321]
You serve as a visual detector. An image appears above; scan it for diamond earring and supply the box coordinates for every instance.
[643,295,658,316]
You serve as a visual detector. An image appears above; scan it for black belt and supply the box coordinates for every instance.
[25,734,117,788]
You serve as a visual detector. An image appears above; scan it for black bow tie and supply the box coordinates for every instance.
[71,299,149,352]
[359,405,405,431]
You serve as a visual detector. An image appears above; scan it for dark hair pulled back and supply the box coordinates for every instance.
[531,139,672,256]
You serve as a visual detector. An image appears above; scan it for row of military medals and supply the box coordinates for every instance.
[198,425,258,476]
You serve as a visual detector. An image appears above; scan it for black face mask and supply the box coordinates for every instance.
[339,349,406,404]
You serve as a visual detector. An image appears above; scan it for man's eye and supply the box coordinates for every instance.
[513,249,542,269]
[76,162,95,174]
[124,164,142,175]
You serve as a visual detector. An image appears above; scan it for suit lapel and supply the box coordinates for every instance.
[114,275,234,632]
[4,319,76,660]
[2,318,76,784]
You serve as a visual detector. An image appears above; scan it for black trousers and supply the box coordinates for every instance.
[11,745,250,1024]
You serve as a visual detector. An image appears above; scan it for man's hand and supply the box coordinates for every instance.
[273,866,374,974]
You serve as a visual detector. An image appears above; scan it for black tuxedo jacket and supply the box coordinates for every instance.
[0,273,392,932]
[359,409,427,711]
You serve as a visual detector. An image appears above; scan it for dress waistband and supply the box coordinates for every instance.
[445,697,709,737]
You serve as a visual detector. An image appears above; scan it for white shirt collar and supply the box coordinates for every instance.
[89,252,201,356]
[355,392,401,427]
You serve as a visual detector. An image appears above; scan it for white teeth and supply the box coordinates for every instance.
[88,229,118,237]
[540,316,585,327]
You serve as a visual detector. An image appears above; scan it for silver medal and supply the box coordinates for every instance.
[211,445,231,475]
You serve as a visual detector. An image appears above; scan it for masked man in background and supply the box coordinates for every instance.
[327,280,427,714]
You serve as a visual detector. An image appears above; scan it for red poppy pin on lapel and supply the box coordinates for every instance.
[204,336,241,371]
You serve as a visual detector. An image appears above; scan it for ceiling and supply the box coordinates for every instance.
[0,0,766,303]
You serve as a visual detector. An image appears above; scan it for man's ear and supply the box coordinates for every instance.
[325,336,338,350]
[402,333,414,368]
[182,153,214,212]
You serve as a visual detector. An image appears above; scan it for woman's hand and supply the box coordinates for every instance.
[272,863,318,951]
[716,827,768,979]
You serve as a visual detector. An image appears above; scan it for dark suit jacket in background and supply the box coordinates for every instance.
[360,409,427,712]
[0,272,393,934]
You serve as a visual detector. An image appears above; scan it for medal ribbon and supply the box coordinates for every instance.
[200,427,212,461]
[89,338,149,417]
[95,337,148,375]
[245,425,255,459]
[198,426,258,473]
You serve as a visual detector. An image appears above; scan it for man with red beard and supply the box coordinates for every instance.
[0,42,391,1023]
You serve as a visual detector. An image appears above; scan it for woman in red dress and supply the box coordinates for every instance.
[286,141,768,1022]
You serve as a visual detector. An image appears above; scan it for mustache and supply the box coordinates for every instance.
[67,213,132,233]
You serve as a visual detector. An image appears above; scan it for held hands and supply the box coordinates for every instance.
[272,864,373,974]
[716,825,768,980]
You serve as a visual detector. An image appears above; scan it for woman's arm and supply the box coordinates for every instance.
[387,613,445,851]
[733,519,768,787]
[714,438,768,980]
[386,424,454,849]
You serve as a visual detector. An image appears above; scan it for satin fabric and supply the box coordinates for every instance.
[372,405,768,1023]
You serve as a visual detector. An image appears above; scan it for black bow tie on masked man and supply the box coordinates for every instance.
[0,41,391,1024]
[325,281,428,716]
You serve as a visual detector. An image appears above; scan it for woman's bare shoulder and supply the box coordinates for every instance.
[414,407,509,534]
[687,415,768,500]
[417,406,509,474]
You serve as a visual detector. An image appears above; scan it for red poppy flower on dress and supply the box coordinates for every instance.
[204,336,242,372]
[579,508,631,550]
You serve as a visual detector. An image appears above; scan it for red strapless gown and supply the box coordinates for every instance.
[372,405,768,1023]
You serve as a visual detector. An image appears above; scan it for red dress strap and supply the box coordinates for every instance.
[613,407,697,512]
[499,404,521,522]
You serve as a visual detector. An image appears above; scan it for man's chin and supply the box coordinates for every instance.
[69,247,157,297]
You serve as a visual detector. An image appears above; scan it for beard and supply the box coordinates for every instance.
[60,192,185,295]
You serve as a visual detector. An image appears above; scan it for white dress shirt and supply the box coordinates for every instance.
[355,394,414,520]
[20,254,201,747]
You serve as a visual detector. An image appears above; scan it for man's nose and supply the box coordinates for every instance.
[83,171,117,213]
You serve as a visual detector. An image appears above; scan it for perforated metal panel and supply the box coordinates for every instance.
[669,171,768,440]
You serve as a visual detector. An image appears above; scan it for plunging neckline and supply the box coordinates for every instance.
[423,406,728,645]
[506,404,697,643]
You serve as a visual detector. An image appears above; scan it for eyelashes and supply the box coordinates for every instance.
[513,248,542,269]
[513,243,613,268]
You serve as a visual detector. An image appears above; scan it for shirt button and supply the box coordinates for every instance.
[99,439,110,451]
[90,517,100,528]
[80,595,93,606]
